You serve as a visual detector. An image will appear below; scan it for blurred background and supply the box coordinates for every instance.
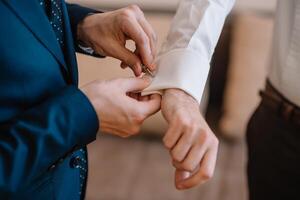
[67,0,276,199]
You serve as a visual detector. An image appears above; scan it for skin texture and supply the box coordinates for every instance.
[78,5,217,190]
[81,76,161,138]
[77,5,157,76]
[77,5,160,138]
[161,89,219,190]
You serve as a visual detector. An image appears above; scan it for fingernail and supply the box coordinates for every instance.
[177,171,190,181]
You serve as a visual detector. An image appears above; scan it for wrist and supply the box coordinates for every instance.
[164,89,199,106]
[79,86,101,124]
[77,13,97,47]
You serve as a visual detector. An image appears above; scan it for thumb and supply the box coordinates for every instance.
[175,170,191,189]
[136,94,161,117]
[122,76,152,93]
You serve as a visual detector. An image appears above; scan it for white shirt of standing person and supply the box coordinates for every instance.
[145,0,300,107]
[142,0,235,103]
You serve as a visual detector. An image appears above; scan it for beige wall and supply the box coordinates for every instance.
[234,0,276,12]
[68,0,277,13]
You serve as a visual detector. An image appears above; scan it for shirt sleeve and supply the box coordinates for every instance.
[142,0,235,103]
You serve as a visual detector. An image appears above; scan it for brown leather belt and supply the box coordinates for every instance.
[259,80,300,126]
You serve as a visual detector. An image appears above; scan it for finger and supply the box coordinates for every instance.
[172,160,183,169]
[176,147,218,189]
[170,132,194,163]
[134,93,152,101]
[175,170,191,184]
[122,18,153,68]
[137,16,157,70]
[181,144,207,172]
[127,92,139,100]
[121,76,152,92]
[139,95,150,101]
[108,42,142,76]
[132,48,143,76]
[163,123,182,149]
[173,144,207,172]
[137,94,161,116]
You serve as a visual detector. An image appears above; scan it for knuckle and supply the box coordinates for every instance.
[211,136,219,146]
[185,179,198,189]
[163,139,172,149]
[178,117,190,128]
[192,123,201,132]
[201,170,214,180]
[181,162,194,172]
[130,125,141,135]
[128,4,141,13]
[200,130,218,146]
[188,125,199,136]
[132,112,145,124]
[120,9,134,19]
[137,34,149,46]
[202,173,212,181]
[199,129,209,142]
[181,120,199,132]
[185,135,194,146]
[171,150,183,162]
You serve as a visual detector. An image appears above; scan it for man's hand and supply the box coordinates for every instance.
[161,89,219,190]
[77,5,157,76]
[81,76,161,138]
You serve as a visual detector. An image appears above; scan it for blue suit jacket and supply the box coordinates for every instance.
[0,1,99,199]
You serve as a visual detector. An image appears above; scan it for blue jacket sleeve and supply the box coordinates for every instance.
[67,4,96,45]
[66,3,104,57]
[0,86,99,194]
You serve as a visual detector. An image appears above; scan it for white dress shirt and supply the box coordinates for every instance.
[269,0,300,106]
[143,0,235,103]
[144,0,300,107]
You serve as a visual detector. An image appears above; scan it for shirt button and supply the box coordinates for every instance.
[70,156,81,168]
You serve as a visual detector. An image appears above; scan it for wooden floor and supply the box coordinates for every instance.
[85,134,248,200]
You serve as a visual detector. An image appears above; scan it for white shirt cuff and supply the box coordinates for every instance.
[142,49,210,104]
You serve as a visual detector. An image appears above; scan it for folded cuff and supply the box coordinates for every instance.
[142,49,210,103]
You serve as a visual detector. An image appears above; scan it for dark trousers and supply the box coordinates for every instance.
[246,101,300,200]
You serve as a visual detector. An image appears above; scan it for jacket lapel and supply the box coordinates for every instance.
[3,0,68,72]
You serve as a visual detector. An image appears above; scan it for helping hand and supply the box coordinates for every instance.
[77,5,157,76]
[81,76,161,137]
